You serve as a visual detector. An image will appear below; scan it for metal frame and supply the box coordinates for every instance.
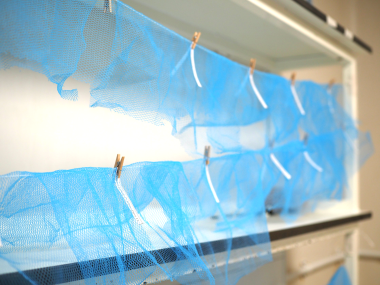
[240,1,360,283]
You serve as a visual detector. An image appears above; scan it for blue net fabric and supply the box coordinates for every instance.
[181,154,272,285]
[0,0,304,156]
[263,128,374,219]
[0,0,98,101]
[294,80,358,137]
[327,266,352,285]
[260,141,320,219]
[0,165,218,285]
[0,0,375,282]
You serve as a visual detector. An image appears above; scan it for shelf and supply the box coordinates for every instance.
[0,210,371,284]
[121,0,372,72]
[279,0,372,54]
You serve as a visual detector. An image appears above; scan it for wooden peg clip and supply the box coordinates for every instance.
[250,59,256,75]
[290,72,296,86]
[114,154,121,168]
[328,79,335,89]
[114,154,125,179]
[303,133,309,144]
[191,32,201,49]
[104,0,112,13]
[204,145,211,165]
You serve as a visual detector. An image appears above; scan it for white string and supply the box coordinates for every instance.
[291,85,305,115]
[0,237,2,247]
[270,153,291,180]
[190,46,202,87]
[249,72,268,109]
[205,165,220,203]
[115,177,144,225]
[303,151,323,173]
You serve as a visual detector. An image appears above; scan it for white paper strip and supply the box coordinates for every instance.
[190,47,202,87]
[291,85,306,115]
[303,151,323,173]
[205,165,220,203]
[115,178,144,225]
[249,72,268,109]
[270,153,291,180]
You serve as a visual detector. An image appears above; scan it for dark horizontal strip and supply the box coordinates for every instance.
[270,211,372,241]
[0,212,371,284]
[291,0,372,53]
[336,24,345,34]
[292,0,326,21]
[354,36,373,53]
[0,233,268,285]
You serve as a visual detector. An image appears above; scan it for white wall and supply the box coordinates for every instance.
[0,67,192,175]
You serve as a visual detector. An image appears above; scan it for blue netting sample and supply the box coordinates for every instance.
[327,266,352,285]
[181,154,272,284]
[0,0,98,101]
[0,159,273,285]
[295,80,358,138]
[0,165,219,285]
[0,0,376,282]
[0,0,304,156]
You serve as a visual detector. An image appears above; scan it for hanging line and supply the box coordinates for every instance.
[270,153,291,180]
[204,146,220,203]
[249,59,268,109]
[303,151,323,173]
[191,32,202,88]
[290,73,305,115]
[114,154,144,225]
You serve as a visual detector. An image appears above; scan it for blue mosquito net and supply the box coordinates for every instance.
[0,164,219,285]
[327,266,352,285]
[181,153,272,285]
[0,0,302,156]
[263,129,373,219]
[0,0,375,283]
[294,80,358,138]
[0,159,272,285]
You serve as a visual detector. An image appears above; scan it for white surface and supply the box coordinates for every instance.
[0,68,192,174]
[122,0,356,71]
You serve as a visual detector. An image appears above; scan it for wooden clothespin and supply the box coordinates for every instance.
[303,133,309,145]
[114,154,125,179]
[328,79,335,89]
[204,146,211,165]
[290,72,296,86]
[250,59,256,75]
[191,32,201,49]
[104,0,112,13]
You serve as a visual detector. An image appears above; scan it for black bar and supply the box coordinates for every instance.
[0,212,371,284]
[270,211,372,241]
[291,0,372,53]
